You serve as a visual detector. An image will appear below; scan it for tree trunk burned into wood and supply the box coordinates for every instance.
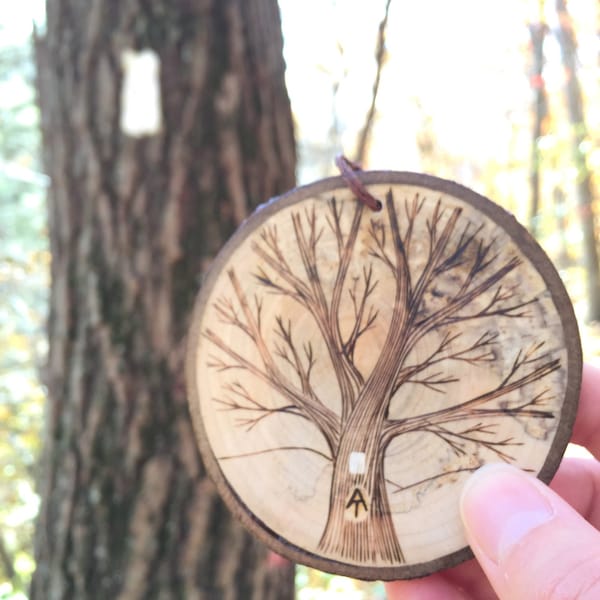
[188,173,581,580]
[32,1,296,598]
[319,424,402,564]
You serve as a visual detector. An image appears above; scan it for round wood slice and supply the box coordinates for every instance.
[186,171,581,580]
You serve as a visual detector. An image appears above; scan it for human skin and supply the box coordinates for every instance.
[386,363,600,599]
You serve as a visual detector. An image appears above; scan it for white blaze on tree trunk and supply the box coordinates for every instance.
[120,49,162,137]
[348,451,366,474]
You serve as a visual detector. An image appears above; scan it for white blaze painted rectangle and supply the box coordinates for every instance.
[348,452,366,475]
[120,49,162,137]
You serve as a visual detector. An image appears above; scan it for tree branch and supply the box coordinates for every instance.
[205,268,341,451]
[363,194,470,402]
[393,330,498,394]
[367,193,424,291]
[386,191,414,303]
[213,381,308,431]
[414,256,529,336]
[391,205,533,362]
[387,466,481,495]
[403,371,460,394]
[274,316,316,395]
[387,464,535,495]
[204,326,340,450]
[384,346,560,446]
[343,264,379,360]
[424,423,521,462]
[326,198,367,399]
[252,226,312,303]
[255,202,367,423]
[218,445,332,463]
[411,200,463,314]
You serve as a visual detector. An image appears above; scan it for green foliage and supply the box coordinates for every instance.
[0,27,47,598]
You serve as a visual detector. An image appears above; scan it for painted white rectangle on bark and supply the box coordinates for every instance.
[120,49,162,137]
[348,452,366,474]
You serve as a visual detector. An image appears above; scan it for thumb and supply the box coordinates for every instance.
[460,463,600,600]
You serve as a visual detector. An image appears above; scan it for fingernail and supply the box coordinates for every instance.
[460,464,555,564]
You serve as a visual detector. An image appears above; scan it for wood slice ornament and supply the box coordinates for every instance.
[186,168,581,580]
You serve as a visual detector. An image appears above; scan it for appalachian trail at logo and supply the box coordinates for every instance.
[346,488,369,519]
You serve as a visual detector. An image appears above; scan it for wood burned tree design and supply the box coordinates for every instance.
[190,182,574,570]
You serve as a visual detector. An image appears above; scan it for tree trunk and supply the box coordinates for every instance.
[318,235,413,564]
[32,1,296,599]
[318,327,411,565]
[318,426,403,564]
[554,0,600,321]
[527,19,548,236]
[553,186,571,268]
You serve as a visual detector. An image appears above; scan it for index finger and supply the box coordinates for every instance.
[571,363,600,460]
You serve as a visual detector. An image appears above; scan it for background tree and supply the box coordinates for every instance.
[527,3,549,236]
[31,1,296,598]
[354,0,392,165]
[554,0,600,321]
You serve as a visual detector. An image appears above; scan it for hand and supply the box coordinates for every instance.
[386,363,600,600]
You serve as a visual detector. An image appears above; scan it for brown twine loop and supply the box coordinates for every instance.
[335,154,382,211]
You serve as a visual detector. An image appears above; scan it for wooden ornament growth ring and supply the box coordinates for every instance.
[186,171,581,580]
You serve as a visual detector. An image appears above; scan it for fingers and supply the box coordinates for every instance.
[461,463,600,600]
[385,560,498,600]
[572,364,600,459]
[266,552,289,569]
[550,457,600,527]
[385,575,469,600]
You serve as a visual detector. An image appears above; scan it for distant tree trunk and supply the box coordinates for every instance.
[354,0,392,165]
[554,0,600,321]
[32,1,296,599]
[553,186,571,268]
[527,19,549,236]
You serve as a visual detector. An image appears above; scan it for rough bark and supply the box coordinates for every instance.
[32,1,296,598]
[554,0,600,321]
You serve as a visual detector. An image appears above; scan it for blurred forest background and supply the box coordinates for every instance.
[1,0,599,598]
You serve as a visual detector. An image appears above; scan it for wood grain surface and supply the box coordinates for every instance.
[186,172,581,580]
